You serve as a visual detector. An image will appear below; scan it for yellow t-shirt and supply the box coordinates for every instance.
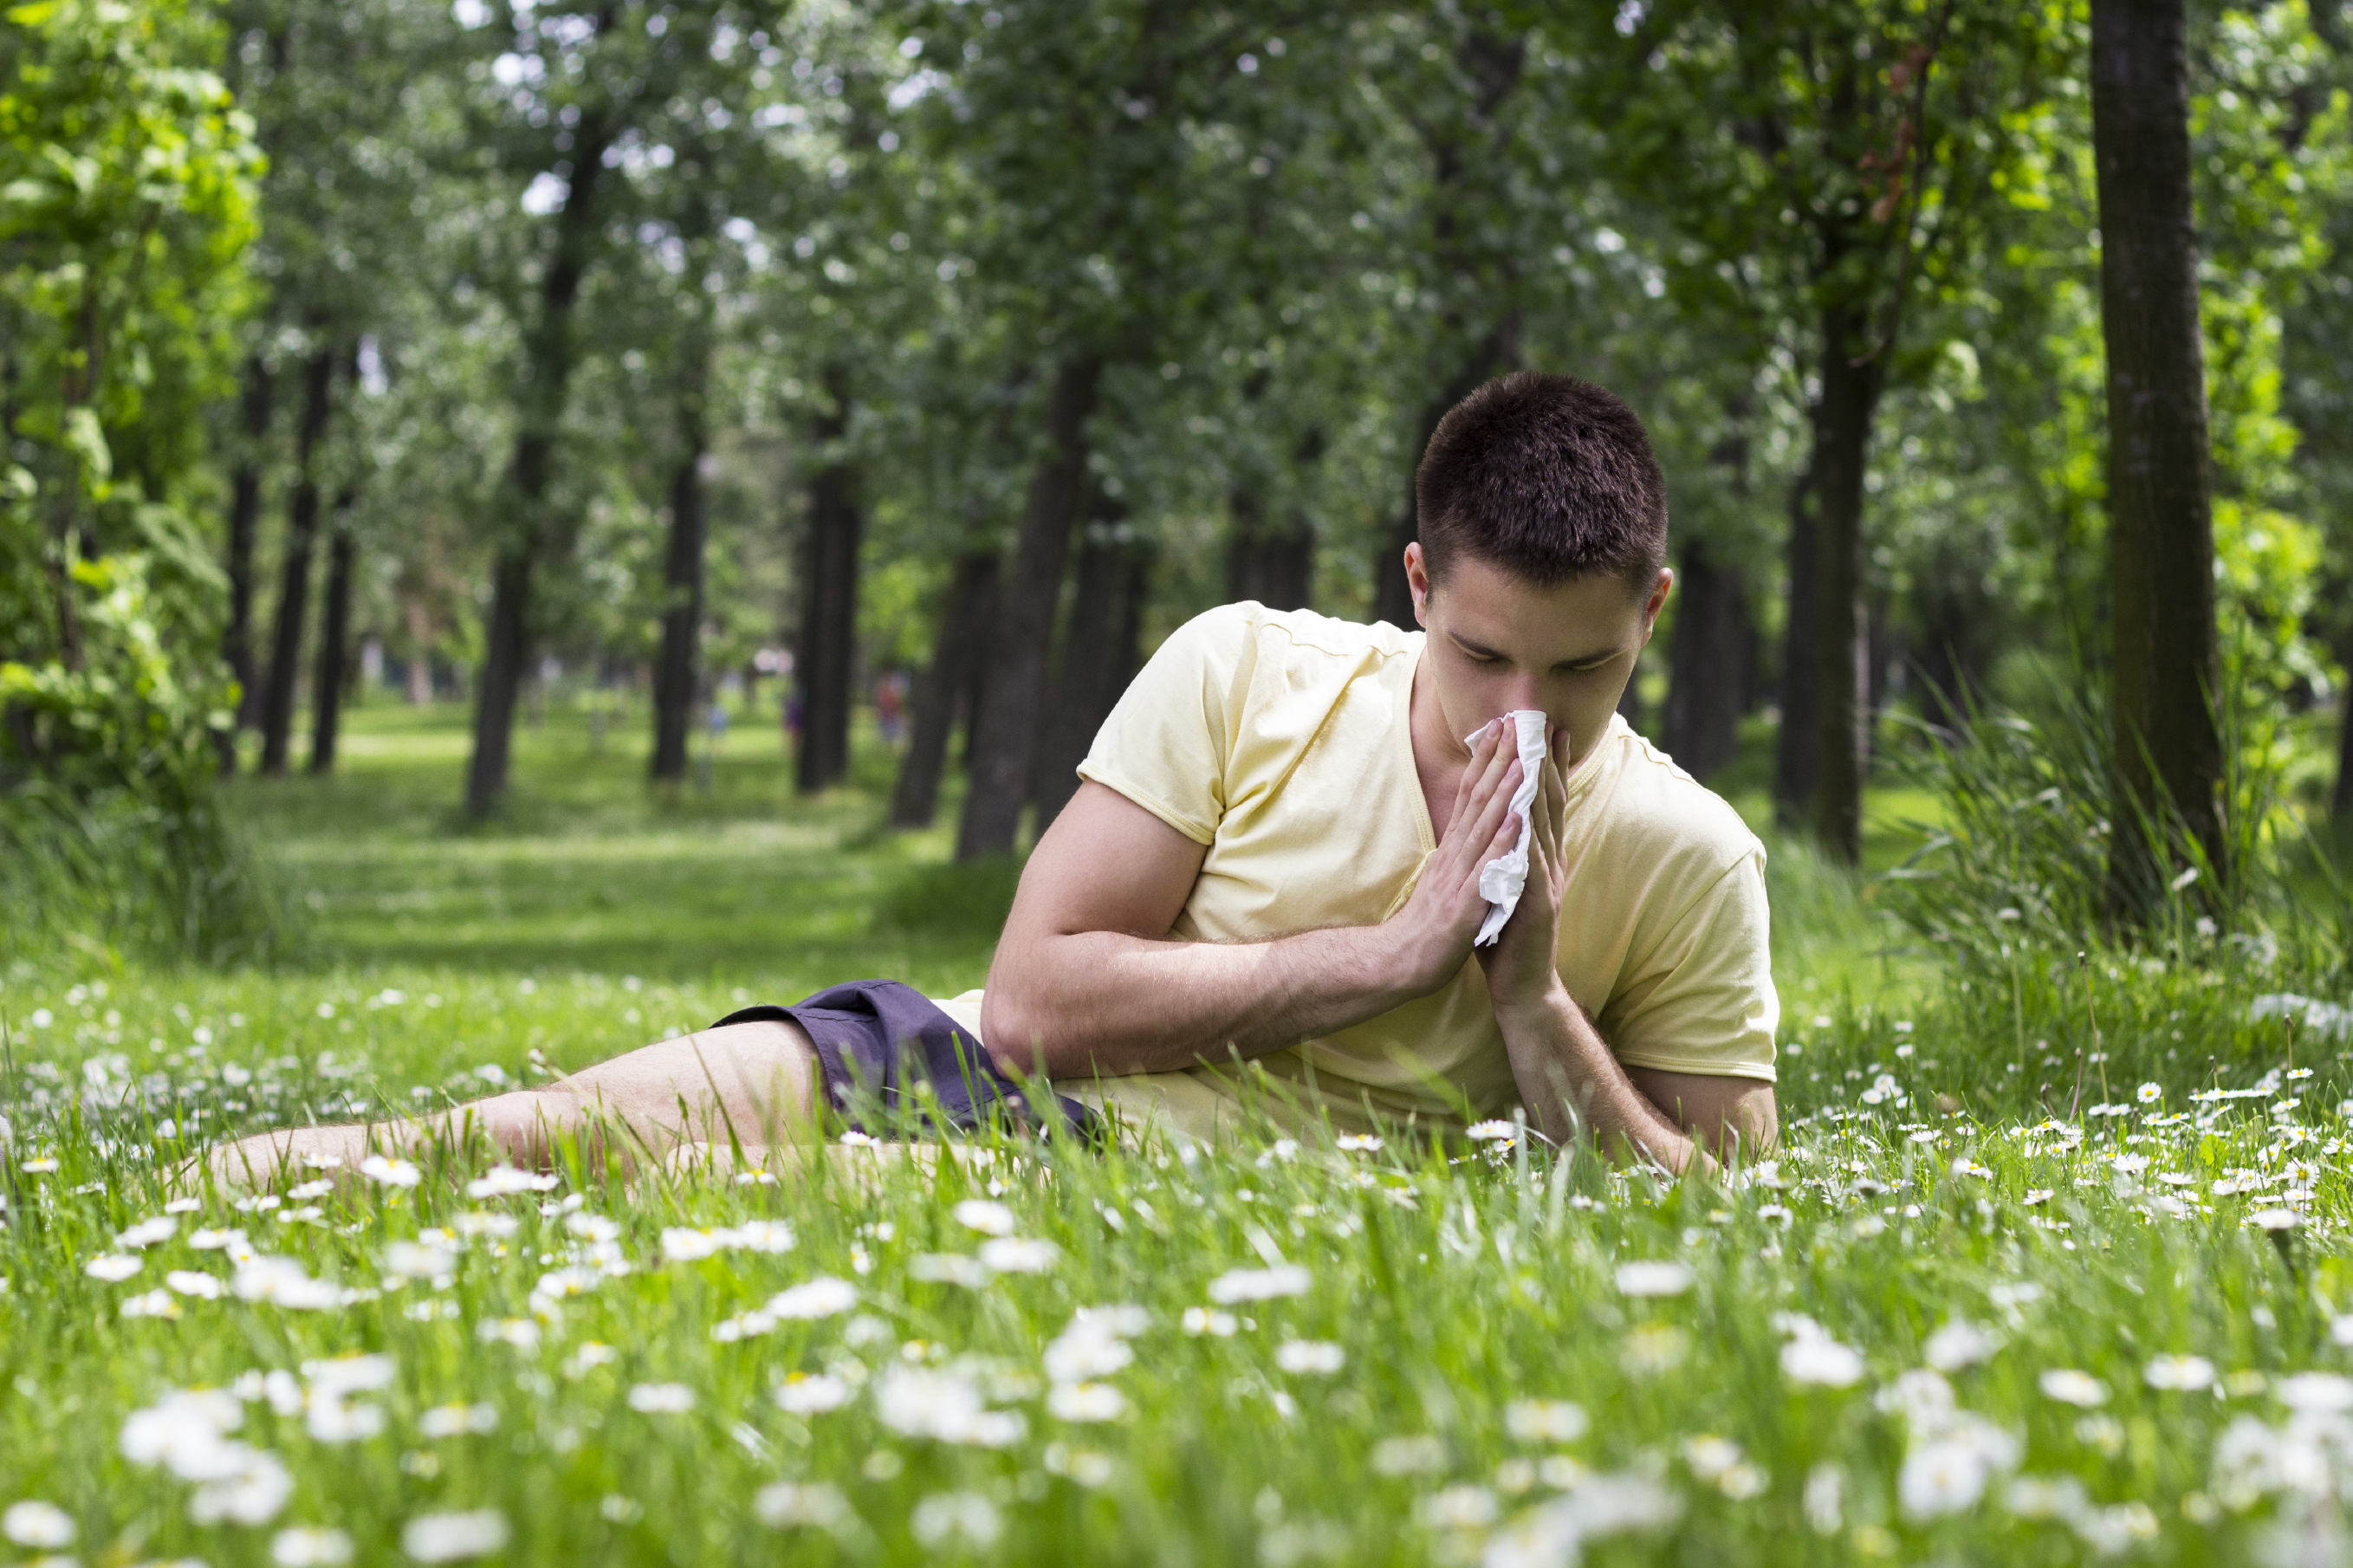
[938,601,1778,1141]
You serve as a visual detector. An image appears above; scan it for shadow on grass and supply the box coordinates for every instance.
[872,855,1024,944]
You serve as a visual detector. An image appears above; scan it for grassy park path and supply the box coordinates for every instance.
[2,700,2347,1566]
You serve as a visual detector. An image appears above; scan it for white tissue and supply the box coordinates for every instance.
[1471,710,1549,947]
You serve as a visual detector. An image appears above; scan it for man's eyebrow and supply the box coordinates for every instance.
[1449,632,1625,669]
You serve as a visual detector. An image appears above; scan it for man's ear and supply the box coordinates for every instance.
[1404,541,1432,626]
[1639,567,1673,644]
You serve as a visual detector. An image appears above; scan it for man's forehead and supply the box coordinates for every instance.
[1432,569,1645,660]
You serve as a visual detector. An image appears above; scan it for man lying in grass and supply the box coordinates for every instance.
[218,373,1777,1184]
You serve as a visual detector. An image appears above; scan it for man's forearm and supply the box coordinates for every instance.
[1492,988,1697,1172]
[983,923,1436,1079]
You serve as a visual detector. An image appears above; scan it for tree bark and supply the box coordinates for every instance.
[1866,582,1895,758]
[957,568,1000,771]
[1371,24,1525,630]
[1662,540,1753,783]
[464,115,616,818]
[1226,426,1319,612]
[1032,515,1151,830]
[957,355,1102,859]
[1227,490,1313,612]
[308,488,359,775]
[795,367,860,794]
[891,550,1000,829]
[1808,300,1885,864]
[403,596,434,704]
[1109,540,1151,699]
[1908,535,1990,735]
[649,381,710,783]
[218,354,272,768]
[1372,326,1520,631]
[2090,0,2227,907]
[1772,461,1821,825]
[258,345,337,777]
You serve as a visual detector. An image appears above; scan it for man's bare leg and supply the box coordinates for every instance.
[207,1020,823,1188]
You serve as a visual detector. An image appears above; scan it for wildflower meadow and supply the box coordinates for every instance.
[6,709,2353,1568]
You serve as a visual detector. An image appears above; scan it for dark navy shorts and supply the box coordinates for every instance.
[713,979,1100,1142]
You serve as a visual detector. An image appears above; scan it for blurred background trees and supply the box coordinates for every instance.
[10,0,2353,913]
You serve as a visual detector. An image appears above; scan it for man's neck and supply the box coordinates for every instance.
[1405,645,1471,834]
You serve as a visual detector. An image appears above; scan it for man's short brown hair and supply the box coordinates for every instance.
[1416,372,1669,592]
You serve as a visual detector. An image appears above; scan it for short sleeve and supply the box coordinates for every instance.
[1600,849,1779,1082]
[1075,605,1258,846]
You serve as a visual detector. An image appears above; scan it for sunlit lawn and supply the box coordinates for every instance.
[3,697,2350,1566]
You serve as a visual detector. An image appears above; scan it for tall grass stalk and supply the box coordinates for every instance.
[1866,675,2351,1116]
[0,783,287,972]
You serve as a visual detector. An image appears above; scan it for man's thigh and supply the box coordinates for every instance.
[539,1019,822,1147]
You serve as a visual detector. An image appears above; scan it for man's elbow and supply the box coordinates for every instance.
[1701,1085,1779,1163]
[978,990,1052,1079]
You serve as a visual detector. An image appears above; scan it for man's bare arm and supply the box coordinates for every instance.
[1492,984,1777,1171]
[982,726,1527,1079]
[1479,725,1778,1171]
[1627,1066,1778,1162]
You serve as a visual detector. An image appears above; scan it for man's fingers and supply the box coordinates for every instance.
[1441,736,1515,878]
[1461,760,1521,866]
[1443,720,1503,839]
[1458,729,1519,835]
[1541,729,1569,840]
[1543,744,1566,849]
[1488,806,1523,860]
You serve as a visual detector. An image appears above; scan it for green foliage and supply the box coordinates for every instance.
[1880,675,2331,971]
[1,0,264,962]
[0,781,284,970]
[1,549,230,802]
[1,0,260,800]
[1871,671,2353,1120]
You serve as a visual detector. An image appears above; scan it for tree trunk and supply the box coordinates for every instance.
[1032,518,1151,830]
[464,116,616,819]
[1808,301,1885,864]
[891,549,998,829]
[218,354,272,768]
[258,345,337,777]
[957,567,1000,771]
[1909,553,1988,735]
[957,355,1102,859]
[1228,489,1314,612]
[1226,427,1319,612]
[1372,327,1519,631]
[308,488,358,775]
[1109,540,1152,698]
[1866,583,1895,759]
[795,368,860,794]
[1372,26,1526,629]
[1662,540,1752,783]
[2090,0,2227,907]
[1772,462,1820,825]
[649,393,709,783]
[403,596,435,705]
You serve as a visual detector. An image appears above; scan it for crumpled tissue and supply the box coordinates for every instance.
[1472,709,1550,947]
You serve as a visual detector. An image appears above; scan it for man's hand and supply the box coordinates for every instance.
[1476,722,1571,1011]
[1384,718,1535,995]
[1474,725,1779,1169]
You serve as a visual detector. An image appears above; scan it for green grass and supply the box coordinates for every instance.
[5,697,2353,1566]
